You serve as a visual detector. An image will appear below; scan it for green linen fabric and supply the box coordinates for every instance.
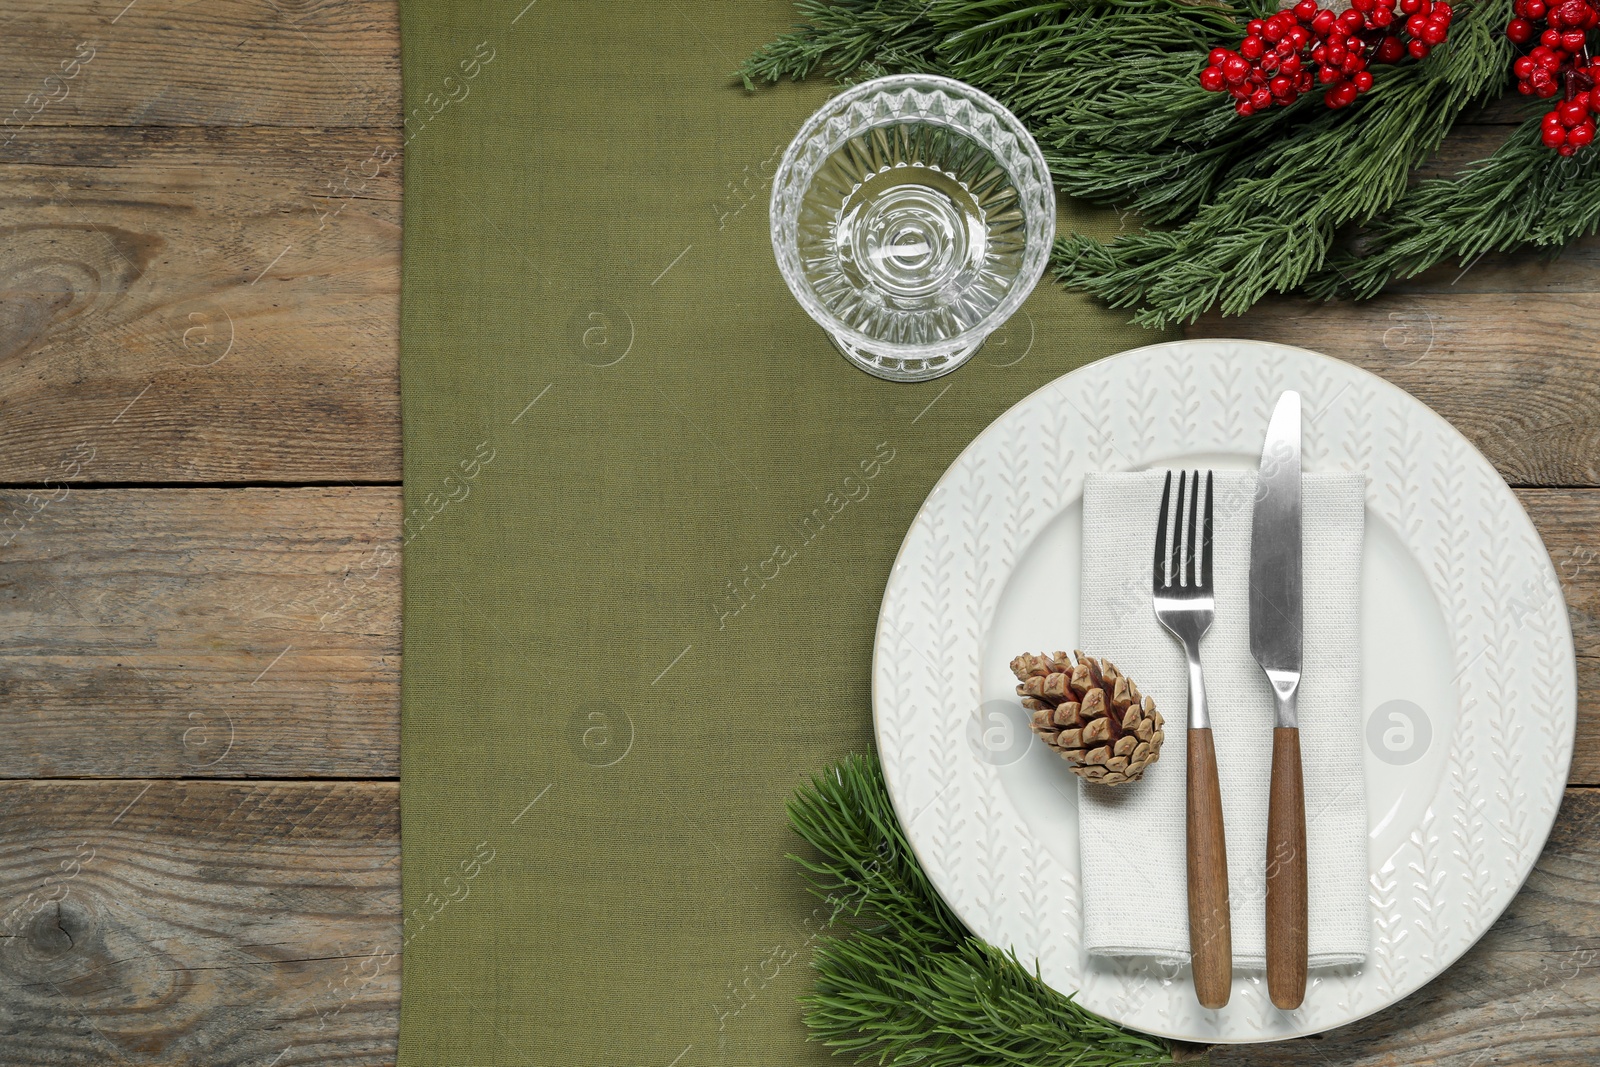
[397,2,1167,1063]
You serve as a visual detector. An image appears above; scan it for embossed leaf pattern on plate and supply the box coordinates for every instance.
[874,340,1576,1043]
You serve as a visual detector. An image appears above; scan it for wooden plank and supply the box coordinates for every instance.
[1214,788,1600,1067]
[1188,294,1600,486]
[0,487,399,779]
[0,779,398,1067]
[0,125,400,483]
[0,486,1594,784]
[0,0,398,129]
[1,781,1595,1066]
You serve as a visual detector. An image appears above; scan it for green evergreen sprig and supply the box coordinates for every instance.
[788,753,1172,1066]
[742,0,1595,328]
[1311,116,1600,296]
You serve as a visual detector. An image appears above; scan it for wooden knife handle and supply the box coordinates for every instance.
[1266,726,1309,1010]
[1187,726,1232,1009]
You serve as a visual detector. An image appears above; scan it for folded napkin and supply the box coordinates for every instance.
[1078,470,1369,969]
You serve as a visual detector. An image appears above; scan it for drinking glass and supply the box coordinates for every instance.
[770,74,1055,382]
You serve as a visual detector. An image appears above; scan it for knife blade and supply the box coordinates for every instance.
[1251,390,1308,1010]
[1250,391,1302,693]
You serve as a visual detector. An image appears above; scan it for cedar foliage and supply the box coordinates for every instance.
[788,753,1172,1065]
[741,0,1574,327]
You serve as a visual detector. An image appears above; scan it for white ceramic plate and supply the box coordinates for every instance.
[873,340,1576,1042]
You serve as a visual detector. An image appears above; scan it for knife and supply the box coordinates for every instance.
[1250,390,1308,1010]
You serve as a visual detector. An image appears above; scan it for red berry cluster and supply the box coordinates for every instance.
[1507,0,1600,153]
[1200,0,1451,115]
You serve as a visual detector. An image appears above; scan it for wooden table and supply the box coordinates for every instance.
[0,3,1592,1064]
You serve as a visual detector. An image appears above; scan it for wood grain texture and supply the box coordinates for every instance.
[3,783,1594,1065]
[0,125,400,483]
[1188,726,1234,1010]
[0,484,1592,782]
[0,0,398,128]
[1214,788,1600,1067]
[1265,727,1308,1010]
[0,779,399,1067]
[1189,295,1600,487]
[0,487,399,779]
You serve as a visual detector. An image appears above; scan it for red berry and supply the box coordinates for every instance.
[1409,39,1430,57]
[1570,122,1595,146]
[1294,0,1319,20]
[1515,55,1538,78]
[1541,28,1563,46]
[1200,65,1226,91]
[1325,82,1360,107]
[1251,87,1273,109]
[1558,98,1589,124]
[1508,18,1535,43]
[1422,19,1449,43]
[1354,70,1375,90]
[1527,0,1547,16]
[1312,9,1337,33]
[1236,101,1255,116]
[1563,29,1588,49]
[1408,14,1431,35]
[1224,54,1250,82]
[1340,8,1365,28]
[1371,7,1395,26]
[1561,143,1578,155]
[1376,35,1406,62]
[1400,0,1421,12]
[1543,123,1566,146]
[1552,0,1590,26]
[1247,19,1266,35]
[1271,75,1295,98]
[1241,35,1265,59]
[1208,47,1231,67]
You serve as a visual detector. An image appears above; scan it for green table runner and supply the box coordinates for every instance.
[398,2,1164,1062]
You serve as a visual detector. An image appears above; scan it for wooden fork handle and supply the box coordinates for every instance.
[1266,726,1309,1009]
[1187,726,1232,1009]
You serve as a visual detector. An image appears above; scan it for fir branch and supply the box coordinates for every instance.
[1312,118,1600,297]
[789,754,1171,1066]
[746,0,1536,325]
[743,0,1281,222]
[1056,0,1517,327]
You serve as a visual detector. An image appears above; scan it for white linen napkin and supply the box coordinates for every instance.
[1078,470,1369,969]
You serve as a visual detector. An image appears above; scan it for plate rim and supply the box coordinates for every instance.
[871,337,1577,1042]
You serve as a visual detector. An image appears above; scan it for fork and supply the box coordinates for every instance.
[1153,470,1232,1010]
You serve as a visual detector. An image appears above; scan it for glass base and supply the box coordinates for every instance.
[828,331,985,383]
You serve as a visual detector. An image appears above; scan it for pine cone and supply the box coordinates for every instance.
[1010,650,1164,785]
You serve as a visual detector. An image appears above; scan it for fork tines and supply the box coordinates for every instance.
[1153,470,1215,594]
